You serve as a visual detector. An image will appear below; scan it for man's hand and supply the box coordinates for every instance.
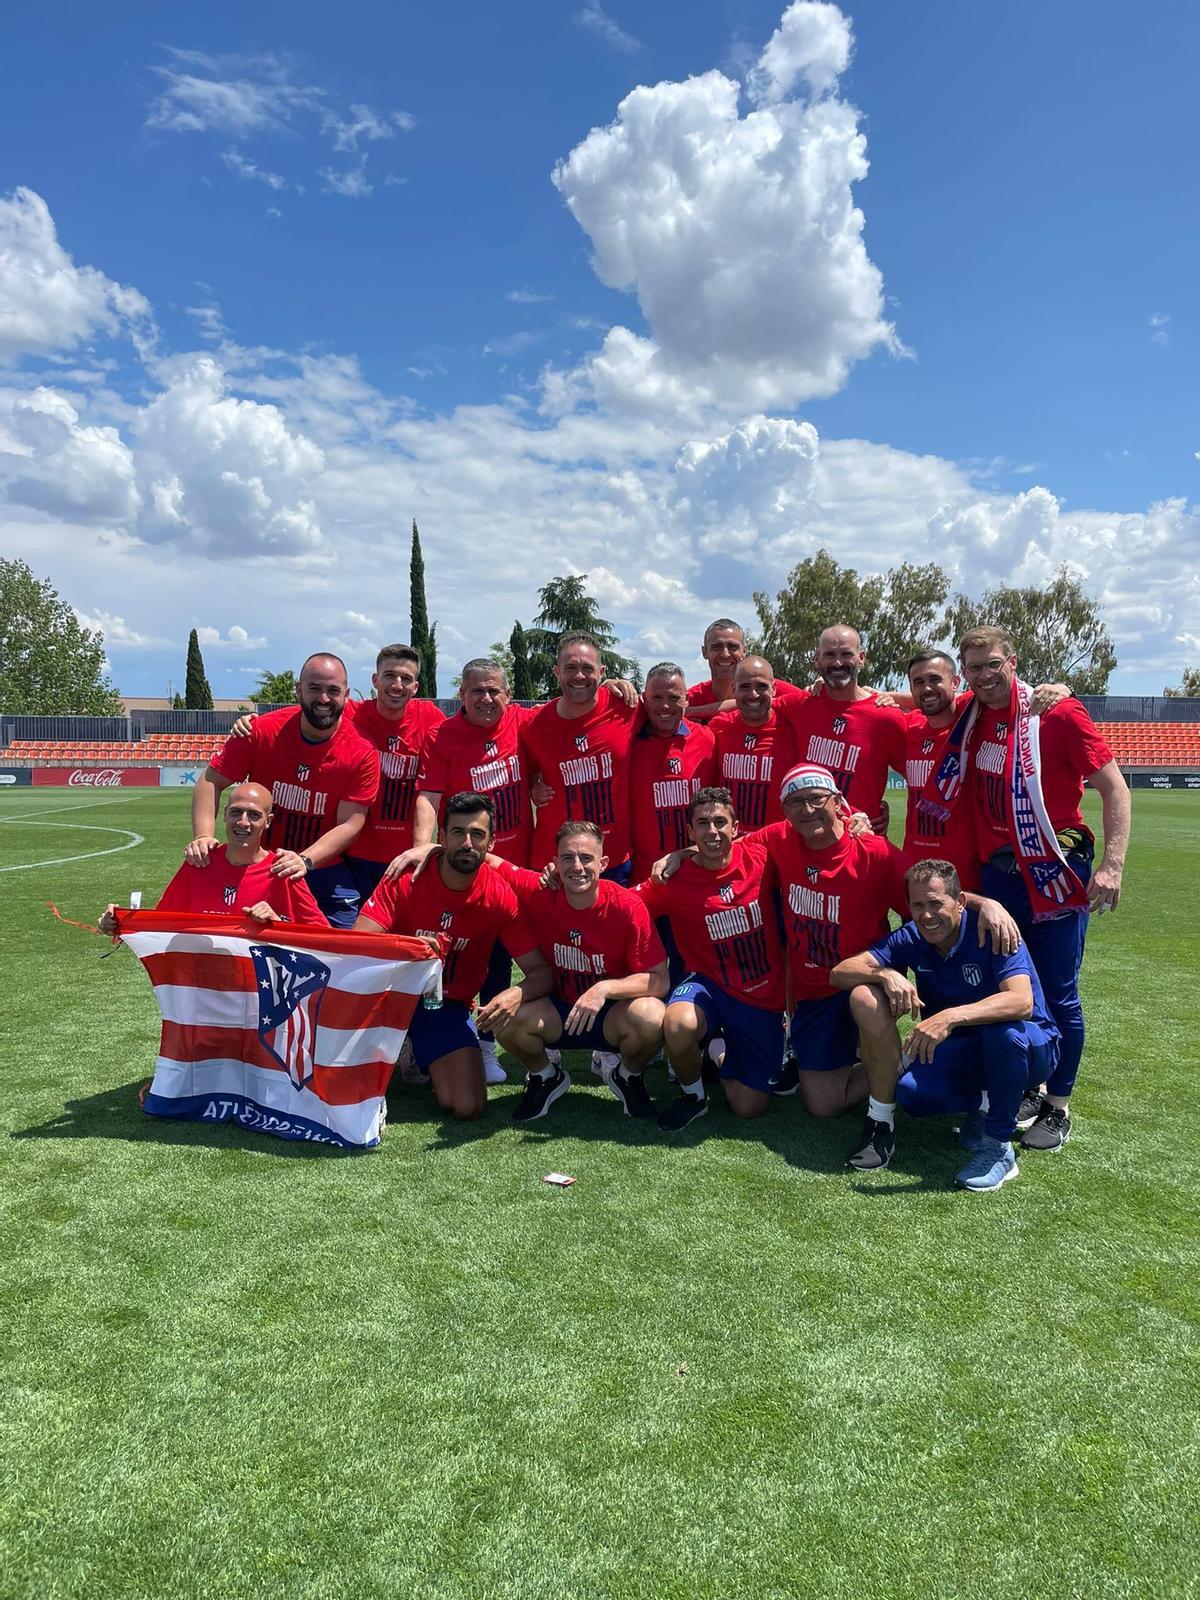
[539,861,561,890]
[270,850,309,881]
[98,904,119,935]
[873,692,900,709]
[905,1010,957,1063]
[1088,858,1123,914]
[651,847,695,883]
[607,679,638,707]
[243,901,281,923]
[230,713,256,739]
[384,843,441,882]
[878,969,923,1020]
[531,781,554,808]
[976,898,1021,955]
[564,983,609,1035]
[184,835,220,868]
[869,801,890,836]
[475,985,523,1036]
[1030,683,1070,716]
[846,811,872,838]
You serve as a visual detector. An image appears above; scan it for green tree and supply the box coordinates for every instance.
[0,558,123,714]
[184,628,213,710]
[171,691,186,710]
[941,566,1117,695]
[524,574,640,695]
[410,519,438,698]
[509,620,537,701]
[253,668,296,705]
[753,550,949,687]
[1164,667,1200,698]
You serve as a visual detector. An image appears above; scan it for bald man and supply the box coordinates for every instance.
[686,618,808,722]
[188,652,380,925]
[101,782,327,929]
[778,626,907,831]
[708,656,800,829]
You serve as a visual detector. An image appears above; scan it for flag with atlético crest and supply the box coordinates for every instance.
[115,910,440,1149]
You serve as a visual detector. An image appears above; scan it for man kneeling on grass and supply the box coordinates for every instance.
[830,858,1060,1192]
[492,821,669,1123]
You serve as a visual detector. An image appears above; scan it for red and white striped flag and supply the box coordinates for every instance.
[116,910,441,1149]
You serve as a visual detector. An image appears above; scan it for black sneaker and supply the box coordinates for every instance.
[1022,1104,1071,1151]
[1016,1088,1046,1131]
[606,1065,656,1119]
[847,1116,895,1170]
[512,1066,571,1123]
[657,1092,709,1133]
[772,1056,800,1097]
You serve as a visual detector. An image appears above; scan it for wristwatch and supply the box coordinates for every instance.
[300,854,313,873]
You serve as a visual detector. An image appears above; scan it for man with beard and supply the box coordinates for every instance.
[354,792,552,1121]
[189,653,379,926]
[778,626,906,831]
[686,618,808,722]
[942,625,1130,1152]
[708,656,799,831]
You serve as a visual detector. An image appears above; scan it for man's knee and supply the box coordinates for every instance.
[849,984,891,1032]
[799,1077,842,1118]
[664,1003,704,1048]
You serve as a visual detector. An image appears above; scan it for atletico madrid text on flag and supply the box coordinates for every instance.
[116,911,441,1149]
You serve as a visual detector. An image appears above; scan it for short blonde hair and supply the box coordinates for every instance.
[958,625,1014,660]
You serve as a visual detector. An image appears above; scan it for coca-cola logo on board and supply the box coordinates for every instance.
[69,769,123,786]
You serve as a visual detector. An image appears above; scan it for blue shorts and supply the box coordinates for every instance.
[550,993,618,1053]
[668,976,786,1095]
[601,857,633,886]
[788,991,860,1073]
[406,1000,479,1072]
[343,855,388,905]
[306,863,361,929]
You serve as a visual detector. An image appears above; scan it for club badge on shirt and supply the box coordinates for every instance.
[963,964,982,987]
[806,865,819,884]
[569,929,582,944]
[718,882,735,903]
[832,716,847,735]
[388,735,400,752]
[484,740,498,756]
[439,911,453,930]
[743,733,757,750]
[574,735,589,751]
[224,885,236,906]
[667,757,681,774]
[297,764,310,782]
[922,739,935,755]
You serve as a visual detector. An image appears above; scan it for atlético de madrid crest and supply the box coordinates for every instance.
[962,964,982,987]
[806,866,819,884]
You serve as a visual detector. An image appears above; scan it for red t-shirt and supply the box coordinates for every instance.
[759,823,908,1000]
[629,719,717,880]
[970,697,1114,856]
[419,704,535,865]
[520,695,639,869]
[347,698,445,862]
[638,836,786,1011]
[709,710,799,831]
[685,677,807,720]
[901,696,980,888]
[503,867,665,1003]
[360,860,534,1005]
[778,694,906,817]
[209,707,380,861]
[156,846,328,925]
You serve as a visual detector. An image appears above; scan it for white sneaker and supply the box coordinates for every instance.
[479,1038,508,1085]
[591,1050,620,1079]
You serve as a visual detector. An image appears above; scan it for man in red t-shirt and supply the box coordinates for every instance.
[629,662,717,882]
[190,653,380,927]
[342,644,445,903]
[762,761,1019,1171]
[901,650,982,888]
[639,786,788,1131]
[960,625,1131,1152]
[101,782,326,931]
[709,656,799,832]
[520,632,639,877]
[778,625,906,830]
[685,617,807,722]
[493,821,668,1122]
[355,792,552,1121]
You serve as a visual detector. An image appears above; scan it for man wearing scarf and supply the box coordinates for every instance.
[934,626,1130,1152]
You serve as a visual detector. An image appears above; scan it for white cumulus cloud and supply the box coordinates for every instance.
[0,386,140,523]
[747,0,853,104]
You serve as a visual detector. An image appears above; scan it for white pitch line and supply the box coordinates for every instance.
[0,794,155,822]
[0,818,145,873]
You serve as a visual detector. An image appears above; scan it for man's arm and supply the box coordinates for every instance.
[413,790,441,848]
[904,975,1033,1064]
[830,948,923,1017]
[187,766,233,866]
[474,944,555,1035]
[270,800,369,880]
[961,892,1021,955]
[1086,759,1131,913]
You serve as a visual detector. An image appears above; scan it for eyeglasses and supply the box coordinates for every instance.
[784,793,832,811]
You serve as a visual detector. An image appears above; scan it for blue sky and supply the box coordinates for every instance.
[0,1,1196,697]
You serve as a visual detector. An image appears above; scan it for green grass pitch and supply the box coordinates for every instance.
[1,785,1197,1599]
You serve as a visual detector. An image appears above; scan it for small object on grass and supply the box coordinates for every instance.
[542,1172,576,1187]
[129,891,143,910]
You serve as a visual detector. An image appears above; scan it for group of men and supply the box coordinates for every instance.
[116,613,1129,1192]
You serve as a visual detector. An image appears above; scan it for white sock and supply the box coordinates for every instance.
[867,1096,895,1128]
[979,1091,990,1113]
[532,1060,557,1080]
[680,1075,705,1100]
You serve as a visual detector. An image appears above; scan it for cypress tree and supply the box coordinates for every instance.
[410,519,438,697]
[185,628,213,710]
[509,621,536,701]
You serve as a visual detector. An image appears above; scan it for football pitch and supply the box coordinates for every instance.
[1,786,1197,1599]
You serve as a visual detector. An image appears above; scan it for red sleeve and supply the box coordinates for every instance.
[634,876,665,917]
[505,908,538,965]
[497,861,543,900]
[285,878,329,927]
[882,841,909,919]
[209,731,253,783]
[886,707,908,774]
[359,873,399,929]
[1051,700,1114,776]
[627,895,666,969]
[773,679,809,703]
[344,745,381,807]
[154,864,194,912]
